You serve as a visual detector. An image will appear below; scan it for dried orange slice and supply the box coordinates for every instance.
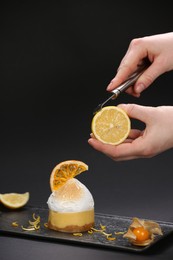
[91,106,131,145]
[50,160,88,191]
[0,192,29,209]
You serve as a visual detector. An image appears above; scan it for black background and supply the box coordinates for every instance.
[1,1,173,259]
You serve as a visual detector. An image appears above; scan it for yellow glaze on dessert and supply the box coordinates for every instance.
[48,209,94,233]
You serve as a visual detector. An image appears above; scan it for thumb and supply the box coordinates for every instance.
[118,103,152,123]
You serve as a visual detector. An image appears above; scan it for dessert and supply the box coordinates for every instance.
[47,160,94,233]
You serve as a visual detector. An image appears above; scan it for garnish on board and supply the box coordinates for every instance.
[11,211,162,247]
[44,223,48,228]
[11,213,49,231]
[123,217,163,246]
[11,221,19,227]
[72,233,83,237]
[88,223,116,241]
[73,224,125,241]
[21,213,41,231]
[114,231,126,235]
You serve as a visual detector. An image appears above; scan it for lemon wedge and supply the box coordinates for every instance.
[0,192,30,209]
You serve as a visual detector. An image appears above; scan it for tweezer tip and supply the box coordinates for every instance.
[93,104,102,115]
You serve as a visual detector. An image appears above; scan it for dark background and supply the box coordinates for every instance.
[1,1,173,259]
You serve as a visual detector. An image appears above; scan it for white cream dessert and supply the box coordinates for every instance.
[47,178,94,233]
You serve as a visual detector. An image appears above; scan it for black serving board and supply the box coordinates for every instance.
[0,205,173,252]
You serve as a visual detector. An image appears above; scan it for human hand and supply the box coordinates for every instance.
[88,104,173,161]
[107,32,173,97]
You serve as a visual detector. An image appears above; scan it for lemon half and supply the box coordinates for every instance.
[91,106,131,145]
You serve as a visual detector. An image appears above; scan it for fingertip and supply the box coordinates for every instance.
[135,83,145,94]
[134,93,141,98]
[88,138,95,144]
[106,81,114,91]
[88,137,102,146]
[117,103,128,110]
[106,76,124,91]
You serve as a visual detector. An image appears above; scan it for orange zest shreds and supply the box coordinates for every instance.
[114,231,126,235]
[91,225,116,242]
[22,213,41,231]
[102,231,112,237]
[11,221,19,227]
[100,224,106,231]
[102,231,116,240]
[107,236,116,241]
[91,227,103,232]
[32,213,38,221]
[44,223,48,228]
[91,224,106,233]
[29,214,40,226]
[34,224,40,230]
[73,233,83,237]
[21,226,35,231]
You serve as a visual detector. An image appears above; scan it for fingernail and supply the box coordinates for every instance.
[136,83,145,93]
[106,80,114,91]
[118,104,127,109]
[88,138,92,144]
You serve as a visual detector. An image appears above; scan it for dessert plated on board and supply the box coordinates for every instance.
[47,160,94,233]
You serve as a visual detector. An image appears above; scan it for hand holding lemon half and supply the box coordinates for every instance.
[91,106,131,145]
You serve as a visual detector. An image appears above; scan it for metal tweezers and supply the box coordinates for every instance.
[93,59,150,115]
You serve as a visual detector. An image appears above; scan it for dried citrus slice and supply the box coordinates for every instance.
[91,106,131,145]
[0,192,29,209]
[50,160,88,191]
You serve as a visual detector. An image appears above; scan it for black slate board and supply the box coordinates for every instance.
[0,205,173,252]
